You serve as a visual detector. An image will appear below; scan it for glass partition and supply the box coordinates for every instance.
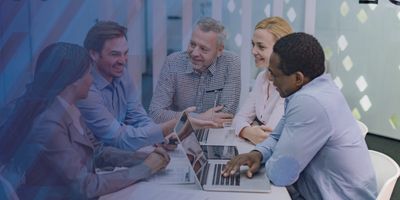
[314,1,400,139]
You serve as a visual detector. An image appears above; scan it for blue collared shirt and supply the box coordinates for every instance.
[255,74,377,200]
[77,67,164,151]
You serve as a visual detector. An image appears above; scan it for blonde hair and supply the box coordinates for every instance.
[255,16,293,41]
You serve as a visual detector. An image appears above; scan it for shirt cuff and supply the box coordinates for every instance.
[147,124,165,144]
[255,140,275,163]
[188,112,200,119]
[119,124,164,151]
[233,121,250,136]
[129,163,152,180]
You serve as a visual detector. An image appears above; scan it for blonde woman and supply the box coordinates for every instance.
[233,17,293,144]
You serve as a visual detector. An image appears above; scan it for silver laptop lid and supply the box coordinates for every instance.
[174,112,208,184]
[173,112,272,193]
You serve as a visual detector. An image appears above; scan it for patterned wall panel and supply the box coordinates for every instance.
[315,1,400,139]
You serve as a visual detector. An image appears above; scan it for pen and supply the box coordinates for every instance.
[205,88,222,120]
[212,89,222,120]
[205,88,223,93]
[213,90,219,108]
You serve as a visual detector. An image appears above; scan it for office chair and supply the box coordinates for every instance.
[369,150,400,200]
[357,120,368,138]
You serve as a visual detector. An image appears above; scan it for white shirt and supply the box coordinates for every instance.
[233,70,284,135]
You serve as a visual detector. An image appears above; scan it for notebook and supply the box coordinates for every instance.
[174,112,271,192]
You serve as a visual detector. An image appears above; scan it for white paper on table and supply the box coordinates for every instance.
[147,144,195,184]
[95,145,194,184]
[100,181,208,200]
[136,183,207,200]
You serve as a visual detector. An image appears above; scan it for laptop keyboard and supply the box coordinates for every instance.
[195,129,209,143]
[211,146,223,156]
[212,163,240,186]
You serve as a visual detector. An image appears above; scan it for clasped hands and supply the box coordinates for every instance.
[240,125,273,145]
[144,146,171,174]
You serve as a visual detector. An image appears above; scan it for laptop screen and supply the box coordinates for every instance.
[174,112,208,181]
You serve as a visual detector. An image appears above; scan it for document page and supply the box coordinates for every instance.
[147,144,195,184]
[100,182,207,200]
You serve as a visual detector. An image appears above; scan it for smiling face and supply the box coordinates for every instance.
[90,36,128,82]
[268,52,303,98]
[187,26,223,72]
[251,29,276,68]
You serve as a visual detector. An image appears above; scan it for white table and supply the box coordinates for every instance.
[100,128,291,200]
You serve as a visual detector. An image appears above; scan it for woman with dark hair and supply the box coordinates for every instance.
[0,42,170,199]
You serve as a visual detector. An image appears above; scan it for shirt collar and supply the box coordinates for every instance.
[184,53,218,76]
[92,66,121,90]
[207,60,217,75]
[285,73,330,102]
[56,96,81,120]
[57,96,85,135]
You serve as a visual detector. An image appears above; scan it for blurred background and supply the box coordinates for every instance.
[1,0,399,198]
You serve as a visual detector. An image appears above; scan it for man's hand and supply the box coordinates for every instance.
[188,116,219,129]
[222,151,262,178]
[198,105,233,127]
[182,106,219,129]
[143,147,170,174]
[240,125,273,144]
[160,118,178,137]
[160,133,178,151]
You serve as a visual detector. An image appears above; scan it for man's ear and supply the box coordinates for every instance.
[89,49,99,61]
[294,71,306,86]
[216,44,224,57]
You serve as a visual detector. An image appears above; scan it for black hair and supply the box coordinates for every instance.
[273,32,325,80]
[0,42,91,164]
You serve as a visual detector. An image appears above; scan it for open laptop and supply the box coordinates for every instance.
[195,128,210,144]
[174,112,271,192]
[201,145,237,160]
[194,120,238,146]
[175,112,238,160]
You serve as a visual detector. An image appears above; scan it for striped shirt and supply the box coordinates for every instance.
[149,50,241,123]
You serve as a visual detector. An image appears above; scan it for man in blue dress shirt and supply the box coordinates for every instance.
[222,32,377,199]
[77,21,177,151]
